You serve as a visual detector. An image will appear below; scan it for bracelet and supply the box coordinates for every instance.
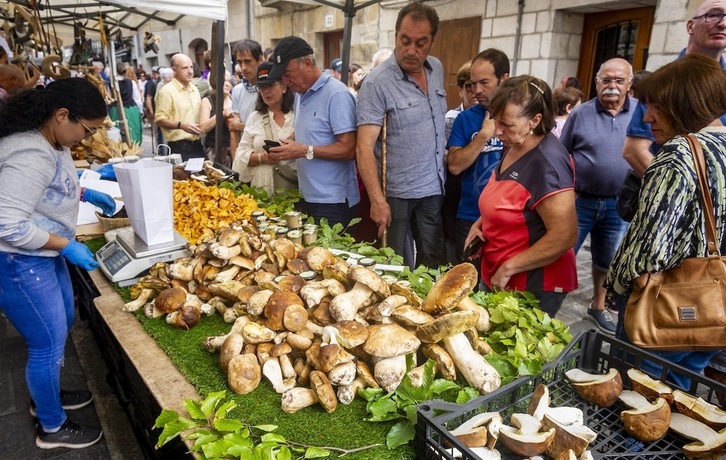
[80,187,85,202]
[177,121,182,129]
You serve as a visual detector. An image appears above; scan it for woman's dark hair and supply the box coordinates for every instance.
[489,75,556,136]
[553,86,583,116]
[0,78,106,139]
[255,83,294,114]
[638,54,726,135]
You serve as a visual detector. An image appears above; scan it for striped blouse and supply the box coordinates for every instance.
[607,126,726,295]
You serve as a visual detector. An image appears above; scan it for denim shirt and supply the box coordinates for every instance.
[356,54,447,199]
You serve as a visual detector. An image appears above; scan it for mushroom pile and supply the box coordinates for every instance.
[122,220,502,413]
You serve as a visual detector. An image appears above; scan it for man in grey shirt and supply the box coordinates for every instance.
[356,1,447,268]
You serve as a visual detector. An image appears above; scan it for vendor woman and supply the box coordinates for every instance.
[0,78,114,449]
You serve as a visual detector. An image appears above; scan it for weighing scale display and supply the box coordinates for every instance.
[98,241,132,275]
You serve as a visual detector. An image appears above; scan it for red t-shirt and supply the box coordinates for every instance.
[479,133,578,293]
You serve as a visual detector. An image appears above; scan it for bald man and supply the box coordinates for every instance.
[0,64,26,109]
[154,53,204,160]
[559,58,637,335]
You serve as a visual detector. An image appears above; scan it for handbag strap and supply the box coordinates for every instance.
[686,134,720,256]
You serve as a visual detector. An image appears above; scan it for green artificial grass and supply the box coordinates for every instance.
[133,311,415,459]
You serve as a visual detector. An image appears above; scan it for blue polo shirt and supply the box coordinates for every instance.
[294,71,360,206]
[626,49,726,152]
[356,54,447,199]
[446,104,504,221]
[560,96,637,196]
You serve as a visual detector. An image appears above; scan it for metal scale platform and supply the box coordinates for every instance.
[96,226,190,287]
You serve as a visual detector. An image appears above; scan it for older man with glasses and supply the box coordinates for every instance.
[559,57,637,335]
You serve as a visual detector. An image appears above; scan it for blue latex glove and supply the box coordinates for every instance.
[60,240,99,270]
[83,188,116,216]
[96,164,117,181]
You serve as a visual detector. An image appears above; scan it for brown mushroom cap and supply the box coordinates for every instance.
[620,395,671,442]
[417,310,480,343]
[421,263,477,315]
[219,332,245,373]
[269,342,293,358]
[227,353,261,394]
[541,413,597,459]
[498,415,555,457]
[310,370,337,413]
[286,258,309,274]
[237,285,260,303]
[333,320,369,348]
[627,368,673,405]
[264,291,304,331]
[566,368,623,408]
[363,323,421,358]
[391,305,436,327]
[277,275,305,293]
[348,265,391,297]
[155,287,187,313]
[172,304,201,329]
[305,247,337,272]
[318,343,354,373]
[283,304,309,332]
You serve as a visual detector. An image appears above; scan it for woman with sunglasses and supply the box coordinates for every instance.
[0,78,112,449]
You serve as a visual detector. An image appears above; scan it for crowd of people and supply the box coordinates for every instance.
[2,0,726,452]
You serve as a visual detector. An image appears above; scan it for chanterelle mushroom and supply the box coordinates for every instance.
[329,266,390,321]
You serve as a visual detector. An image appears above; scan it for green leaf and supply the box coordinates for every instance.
[253,424,278,432]
[200,391,227,419]
[359,387,385,401]
[277,446,292,460]
[154,409,179,428]
[214,400,238,419]
[403,403,418,424]
[184,399,206,421]
[429,379,461,398]
[260,432,286,444]
[386,420,415,449]
[367,393,398,420]
[213,417,243,433]
[193,432,220,447]
[155,420,187,448]
[456,387,480,404]
[201,437,232,458]
[304,446,332,458]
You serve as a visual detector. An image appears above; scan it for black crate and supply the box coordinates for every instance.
[416,329,726,460]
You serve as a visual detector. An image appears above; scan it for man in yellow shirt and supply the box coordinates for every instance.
[155,53,204,160]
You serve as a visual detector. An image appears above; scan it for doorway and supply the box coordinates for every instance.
[323,30,343,71]
[577,7,654,99]
[430,16,481,109]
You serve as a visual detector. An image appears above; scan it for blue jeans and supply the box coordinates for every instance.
[0,253,74,430]
[613,292,716,390]
[388,195,446,269]
[574,195,628,271]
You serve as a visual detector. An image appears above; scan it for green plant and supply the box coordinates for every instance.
[359,359,478,449]
[313,218,404,266]
[218,180,301,216]
[155,391,381,459]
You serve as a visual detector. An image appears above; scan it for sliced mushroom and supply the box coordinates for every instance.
[618,390,670,442]
[498,413,555,457]
[673,389,726,430]
[669,412,726,459]
[627,368,673,404]
[450,412,502,449]
[528,384,584,426]
[541,413,597,459]
[565,368,622,408]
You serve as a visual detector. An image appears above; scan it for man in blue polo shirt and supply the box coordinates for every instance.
[560,58,636,335]
[447,49,509,261]
[266,36,359,227]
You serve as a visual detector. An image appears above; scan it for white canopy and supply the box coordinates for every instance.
[107,0,227,22]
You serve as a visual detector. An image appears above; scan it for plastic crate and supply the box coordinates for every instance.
[416,329,726,460]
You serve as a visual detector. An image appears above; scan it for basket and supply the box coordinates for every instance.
[95,211,130,232]
[415,330,726,460]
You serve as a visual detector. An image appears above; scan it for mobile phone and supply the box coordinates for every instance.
[460,237,483,262]
[264,140,281,147]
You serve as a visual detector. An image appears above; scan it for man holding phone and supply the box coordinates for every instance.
[266,36,359,227]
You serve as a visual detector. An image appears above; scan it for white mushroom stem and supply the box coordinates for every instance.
[203,316,251,352]
[200,303,214,316]
[443,332,501,394]
[247,289,274,316]
[263,358,295,394]
[279,354,297,380]
[337,377,367,405]
[144,301,165,318]
[123,288,154,312]
[457,296,491,332]
[374,354,407,392]
[300,279,346,308]
[329,282,373,321]
[328,361,357,386]
[281,387,318,413]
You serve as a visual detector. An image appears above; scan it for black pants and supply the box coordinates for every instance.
[167,139,204,162]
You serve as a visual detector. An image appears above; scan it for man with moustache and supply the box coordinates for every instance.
[155,53,204,161]
[356,2,447,268]
[446,49,509,261]
[559,58,637,334]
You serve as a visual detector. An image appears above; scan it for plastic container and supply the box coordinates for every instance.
[415,329,726,460]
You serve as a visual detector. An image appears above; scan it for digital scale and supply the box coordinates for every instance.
[96,226,190,287]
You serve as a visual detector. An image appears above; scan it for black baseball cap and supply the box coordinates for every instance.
[256,61,279,86]
[269,36,314,80]
[330,58,343,72]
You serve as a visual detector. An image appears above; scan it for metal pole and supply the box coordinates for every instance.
[214,20,225,165]
[340,0,355,87]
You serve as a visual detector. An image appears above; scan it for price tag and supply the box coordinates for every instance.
[185,158,204,172]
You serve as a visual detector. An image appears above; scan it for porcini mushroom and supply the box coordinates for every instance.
[618,390,670,442]
[443,332,500,394]
[422,263,478,316]
[300,279,346,308]
[627,368,673,404]
[541,413,597,459]
[329,266,390,321]
[673,389,726,431]
[669,413,726,459]
[123,288,155,312]
[565,368,622,407]
[498,413,556,457]
[227,353,261,395]
[450,412,502,449]
[281,370,337,414]
[417,310,479,343]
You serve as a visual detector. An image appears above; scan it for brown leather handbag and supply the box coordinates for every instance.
[624,134,726,351]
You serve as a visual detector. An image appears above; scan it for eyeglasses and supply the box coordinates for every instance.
[693,11,726,24]
[72,116,98,138]
[597,78,628,85]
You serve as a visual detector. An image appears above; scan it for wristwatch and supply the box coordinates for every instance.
[306,144,314,160]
